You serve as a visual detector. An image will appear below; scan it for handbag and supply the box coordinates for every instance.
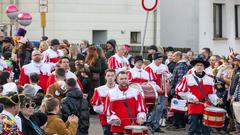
[92,73,100,80]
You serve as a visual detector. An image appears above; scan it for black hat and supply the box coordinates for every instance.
[51,39,60,46]
[190,57,210,68]
[2,37,12,43]
[134,55,143,63]
[149,45,158,52]
[153,52,163,60]
[106,39,116,49]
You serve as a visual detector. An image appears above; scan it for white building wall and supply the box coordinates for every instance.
[1,0,160,47]
[199,0,240,55]
[160,0,199,52]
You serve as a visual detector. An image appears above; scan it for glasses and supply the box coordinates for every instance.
[25,102,36,109]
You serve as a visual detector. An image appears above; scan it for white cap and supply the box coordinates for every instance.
[2,82,18,96]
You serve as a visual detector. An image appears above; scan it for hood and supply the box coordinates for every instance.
[66,87,83,99]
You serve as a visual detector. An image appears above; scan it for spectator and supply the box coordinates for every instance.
[17,95,47,135]
[201,47,212,61]
[2,37,13,57]
[69,43,80,72]
[84,45,101,106]
[62,78,90,135]
[147,45,158,62]
[77,40,89,59]
[166,51,176,73]
[168,51,189,130]
[44,97,78,135]
[105,39,116,59]
[0,31,4,54]
[0,70,12,85]
[17,37,33,67]
[96,46,108,85]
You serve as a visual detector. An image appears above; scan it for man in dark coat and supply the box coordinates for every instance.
[61,78,89,135]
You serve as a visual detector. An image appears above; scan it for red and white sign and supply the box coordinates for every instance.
[142,0,158,11]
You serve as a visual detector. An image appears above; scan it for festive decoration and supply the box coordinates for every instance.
[17,12,32,26]
[6,5,19,20]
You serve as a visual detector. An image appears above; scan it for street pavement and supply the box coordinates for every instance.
[89,115,224,135]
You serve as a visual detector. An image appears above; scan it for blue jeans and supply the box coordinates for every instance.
[102,125,111,135]
[149,96,167,130]
[188,114,210,135]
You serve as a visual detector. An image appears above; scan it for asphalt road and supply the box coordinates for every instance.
[89,115,225,135]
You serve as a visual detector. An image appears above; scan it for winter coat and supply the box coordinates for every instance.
[44,114,78,135]
[61,87,89,135]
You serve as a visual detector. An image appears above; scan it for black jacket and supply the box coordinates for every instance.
[61,87,89,135]
[18,112,47,135]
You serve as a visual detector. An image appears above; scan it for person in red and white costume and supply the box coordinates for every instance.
[19,50,52,92]
[126,55,150,84]
[46,57,83,91]
[144,52,171,133]
[91,69,118,135]
[176,57,222,135]
[108,45,130,74]
[42,39,64,68]
[104,71,147,134]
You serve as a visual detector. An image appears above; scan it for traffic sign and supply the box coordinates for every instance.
[142,0,158,12]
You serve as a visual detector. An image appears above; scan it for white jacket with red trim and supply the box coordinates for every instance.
[19,61,52,92]
[126,67,150,84]
[104,86,146,133]
[91,84,117,126]
[108,54,129,74]
[145,62,171,87]
[42,48,64,66]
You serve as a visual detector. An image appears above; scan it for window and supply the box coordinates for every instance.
[213,4,223,38]
[235,5,240,38]
[130,32,141,44]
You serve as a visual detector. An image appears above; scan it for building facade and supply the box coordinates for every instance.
[160,0,240,55]
[0,0,160,47]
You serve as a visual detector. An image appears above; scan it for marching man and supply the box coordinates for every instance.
[104,71,147,134]
[42,39,64,68]
[176,57,222,135]
[144,52,171,133]
[108,45,130,74]
[126,55,150,84]
[91,69,118,135]
[19,50,52,92]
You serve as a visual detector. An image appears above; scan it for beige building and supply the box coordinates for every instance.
[0,0,160,47]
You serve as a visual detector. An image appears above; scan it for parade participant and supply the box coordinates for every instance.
[176,57,222,135]
[126,55,150,84]
[19,50,52,92]
[46,68,67,101]
[108,45,130,74]
[104,71,146,134]
[46,57,83,91]
[42,39,64,67]
[91,69,118,135]
[145,52,171,133]
[0,92,23,135]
